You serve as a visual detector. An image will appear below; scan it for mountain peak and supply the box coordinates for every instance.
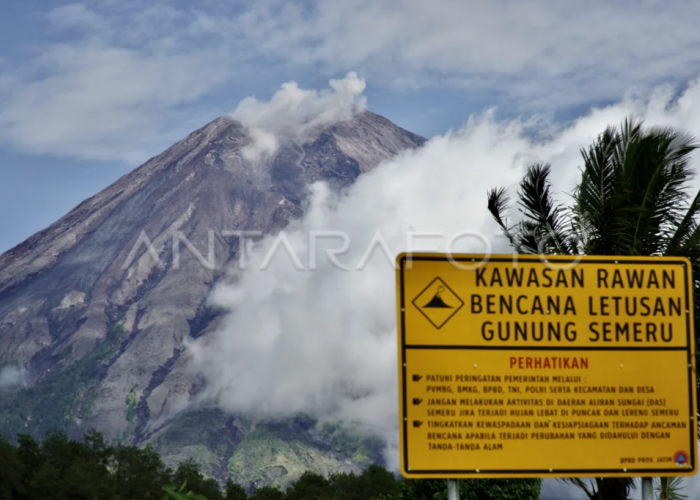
[0,111,424,486]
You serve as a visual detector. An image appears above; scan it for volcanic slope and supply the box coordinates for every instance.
[0,111,425,487]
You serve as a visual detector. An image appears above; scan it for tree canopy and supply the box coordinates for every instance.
[0,430,541,500]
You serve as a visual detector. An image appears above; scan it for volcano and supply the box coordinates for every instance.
[0,111,425,487]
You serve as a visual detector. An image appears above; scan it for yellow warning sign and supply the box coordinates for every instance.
[396,254,697,478]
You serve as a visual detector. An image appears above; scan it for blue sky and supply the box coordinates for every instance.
[2,0,700,252]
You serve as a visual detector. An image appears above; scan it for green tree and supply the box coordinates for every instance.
[392,479,444,500]
[334,465,399,500]
[0,435,26,499]
[172,459,224,500]
[386,479,540,500]
[487,118,699,500]
[328,466,398,500]
[285,471,332,500]
[16,433,44,474]
[249,485,286,500]
[226,478,249,500]
[20,430,113,500]
[163,483,211,500]
[112,443,171,500]
[83,427,114,465]
[460,478,541,500]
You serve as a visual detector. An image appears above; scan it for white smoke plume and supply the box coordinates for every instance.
[192,77,700,482]
[231,71,367,161]
[0,365,27,390]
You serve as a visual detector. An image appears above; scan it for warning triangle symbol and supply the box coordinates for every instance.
[412,278,464,329]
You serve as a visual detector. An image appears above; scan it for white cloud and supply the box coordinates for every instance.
[0,44,229,164]
[225,0,700,111]
[191,77,700,472]
[0,365,27,390]
[0,3,231,164]
[231,72,366,161]
[3,1,700,162]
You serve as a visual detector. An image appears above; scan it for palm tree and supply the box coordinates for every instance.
[487,118,699,500]
[656,477,687,500]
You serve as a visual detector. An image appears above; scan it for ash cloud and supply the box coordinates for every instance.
[231,72,366,161]
[192,77,700,478]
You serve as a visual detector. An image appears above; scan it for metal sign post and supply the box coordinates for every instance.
[447,479,459,500]
[641,477,653,500]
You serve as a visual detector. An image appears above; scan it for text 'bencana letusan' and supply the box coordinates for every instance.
[472,266,680,345]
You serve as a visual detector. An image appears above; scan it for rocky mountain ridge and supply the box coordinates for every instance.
[0,111,425,487]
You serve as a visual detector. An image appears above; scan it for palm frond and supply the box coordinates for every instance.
[616,117,644,169]
[619,126,698,255]
[487,187,520,250]
[576,125,623,254]
[666,188,700,255]
[487,187,511,233]
[678,219,700,257]
[516,163,572,255]
[656,476,687,500]
[559,478,596,499]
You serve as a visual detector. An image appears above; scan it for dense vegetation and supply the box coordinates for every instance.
[0,430,541,500]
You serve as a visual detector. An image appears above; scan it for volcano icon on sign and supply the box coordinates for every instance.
[423,286,453,308]
[412,277,464,329]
